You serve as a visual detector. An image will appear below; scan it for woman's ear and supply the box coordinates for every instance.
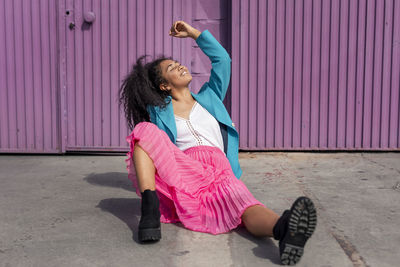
[160,83,169,92]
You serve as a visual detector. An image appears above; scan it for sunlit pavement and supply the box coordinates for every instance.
[0,152,399,266]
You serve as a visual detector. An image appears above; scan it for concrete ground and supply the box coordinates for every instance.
[0,152,399,267]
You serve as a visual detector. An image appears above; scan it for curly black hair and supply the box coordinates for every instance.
[119,54,173,130]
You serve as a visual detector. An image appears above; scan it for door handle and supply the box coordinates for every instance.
[84,11,96,24]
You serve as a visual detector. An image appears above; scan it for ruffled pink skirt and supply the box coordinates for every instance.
[125,121,266,235]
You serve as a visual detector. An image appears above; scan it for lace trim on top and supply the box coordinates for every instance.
[174,101,204,146]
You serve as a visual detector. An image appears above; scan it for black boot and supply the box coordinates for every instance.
[274,197,317,265]
[273,209,291,241]
[138,189,161,242]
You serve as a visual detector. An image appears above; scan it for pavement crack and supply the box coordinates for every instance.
[295,181,370,267]
[330,232,369,267]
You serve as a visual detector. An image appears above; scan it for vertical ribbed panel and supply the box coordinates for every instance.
[191,0,231,112]
[231,0,400,150]
[2,0,399,153]
[62,0,193,151]
[0,0,60,153]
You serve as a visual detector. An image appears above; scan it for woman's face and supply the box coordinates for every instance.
[159,59,192,91]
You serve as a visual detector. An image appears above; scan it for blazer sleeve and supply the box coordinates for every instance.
[195,30,231,102]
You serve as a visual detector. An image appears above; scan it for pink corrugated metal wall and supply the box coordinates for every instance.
[1,0,399,153]
[231,0,400,150]
[0,0,60,153]
[61,0,195,151]
[60,0,230,151]
[0,0,229,153]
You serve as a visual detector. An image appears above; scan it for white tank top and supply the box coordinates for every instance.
[174,101,225,155]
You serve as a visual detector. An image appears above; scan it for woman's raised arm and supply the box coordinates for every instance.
[169,21,231,102]
[194,30,231,102]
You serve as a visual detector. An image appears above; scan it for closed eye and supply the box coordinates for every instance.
[168,61,180,72]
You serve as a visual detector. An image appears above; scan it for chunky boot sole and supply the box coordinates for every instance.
[279,196,317,265]
[138,227,161,242]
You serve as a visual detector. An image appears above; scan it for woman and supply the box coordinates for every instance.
[119,21,317,265]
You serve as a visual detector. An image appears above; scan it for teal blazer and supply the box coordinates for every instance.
[146,29,242,179]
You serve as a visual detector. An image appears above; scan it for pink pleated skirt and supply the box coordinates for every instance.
[125,121,266,235]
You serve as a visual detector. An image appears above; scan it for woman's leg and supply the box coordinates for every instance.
[133,143,156,192]
[241,204,280,237]
[133,142,162,242]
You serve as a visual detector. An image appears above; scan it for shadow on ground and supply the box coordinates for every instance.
[84,172,186,244]
[85,172,280,262]
[84,172,135,192]
[233,225,281,264]
[96,197,147,244]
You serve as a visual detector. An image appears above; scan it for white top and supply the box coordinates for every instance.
[174,101,225,155]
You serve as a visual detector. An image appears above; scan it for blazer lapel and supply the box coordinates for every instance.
[191,91,237,134]
[154,92,237,144]
[153,96,177,142]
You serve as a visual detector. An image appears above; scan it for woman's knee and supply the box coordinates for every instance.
[134,121,169,143]
[134,121,162,138]
[134,121,159,133]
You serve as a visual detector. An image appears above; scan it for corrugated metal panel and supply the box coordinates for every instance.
[190,0,232,113]
[0,0,60,153]
[2,0,399,153]
[62,0,194,151]
[231,0,400,150]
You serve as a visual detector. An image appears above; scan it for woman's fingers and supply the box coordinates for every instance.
[171,21,181,36]
[170,22,176,33]
[176,22,184,32]
[169,20,192,38]
[174,21,182,36]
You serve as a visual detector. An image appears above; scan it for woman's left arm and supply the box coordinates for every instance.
[193,30,231,102]
[169,21,231,102]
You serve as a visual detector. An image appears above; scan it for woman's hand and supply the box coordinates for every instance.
[169,21,201,40]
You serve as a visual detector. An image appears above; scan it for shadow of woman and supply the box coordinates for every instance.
[84,172,280,260]
[231,226,281,265]
[96,198,143,243]
[84,172,135,192]
[85,172,186,244]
